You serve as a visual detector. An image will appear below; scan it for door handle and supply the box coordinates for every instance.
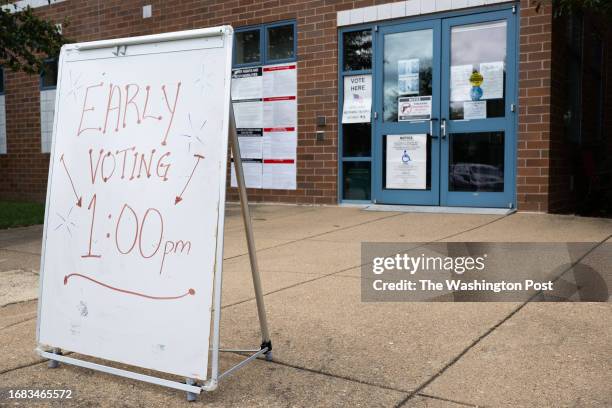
[440,118,447,140]
[429,118,438,139]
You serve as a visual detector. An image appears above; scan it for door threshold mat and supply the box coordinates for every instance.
[363,204,515,215]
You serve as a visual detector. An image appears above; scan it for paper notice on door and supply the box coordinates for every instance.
[398,59,420,96]
[263,96,297,128]
[386,134,427,190]
[463,100,487,120]
[450,65,473,102]
[342,74,372,124]
[231,159,263,188]
[479,61,504,100]
[263,64,297,98]
[232,67,263,100]
[398,96,432,121]
[233,100,263,128]
[263,159,296,190]
[263,127,297,160]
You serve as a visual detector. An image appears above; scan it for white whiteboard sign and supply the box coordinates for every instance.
[37,27,234,380]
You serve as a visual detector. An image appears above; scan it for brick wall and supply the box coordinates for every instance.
[0,0,358,205]
[1,0,577,212]
[517,0,554,212]
[1,68,47,201]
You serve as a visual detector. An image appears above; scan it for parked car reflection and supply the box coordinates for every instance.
[450,163,504,192]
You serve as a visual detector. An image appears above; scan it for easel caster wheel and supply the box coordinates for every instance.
[265,351,273,362]
[48,348,61,368]
[186,378,198,402]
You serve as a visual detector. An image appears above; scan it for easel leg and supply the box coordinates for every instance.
[47,347,61,368]
[185,378,197,401]
[228,105,272,360]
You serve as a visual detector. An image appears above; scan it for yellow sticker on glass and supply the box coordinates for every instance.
[469,70,484,87]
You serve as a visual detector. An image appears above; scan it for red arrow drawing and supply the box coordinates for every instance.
[59,154,82,207]
[175,154,205,205]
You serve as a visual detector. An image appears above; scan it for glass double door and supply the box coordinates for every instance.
[373,9,516,208]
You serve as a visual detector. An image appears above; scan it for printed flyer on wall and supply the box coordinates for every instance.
[231,63,298,190]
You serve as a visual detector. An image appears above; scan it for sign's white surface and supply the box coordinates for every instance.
[37,27,233,380]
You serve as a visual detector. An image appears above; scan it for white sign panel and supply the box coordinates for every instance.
[37,28,234,381]
[398,59,420,95]
[342,74,372,124]
[234,100,263,128]
[231,67,263,100]
[263,159,296,190]
[231,63,297,190]
[263,96,297,128]
[463,100,487,120]
[231,159,263,188]
[386,134,427,190]
[238,134,263,159]
[398,96,432,121]
[263,64,297,98]
[479,61,504,100]
[263,127,297,160]
[450,64,473,102]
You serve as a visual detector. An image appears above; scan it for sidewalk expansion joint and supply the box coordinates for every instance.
[229,350,410,395]
[416,392,484,407]
[0,298,38,309]
[222,213,512,310]
[0,352,75,376]
[0,248,42,256]
[224,207,319,233]
[223,211,406,261]
[0,315,36,331]
[0,359,47,376]
[394,234,612,408]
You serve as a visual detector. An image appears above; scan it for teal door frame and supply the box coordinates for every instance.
[440,9,518,208]
[367,6,518,208]
[372,19,442,205]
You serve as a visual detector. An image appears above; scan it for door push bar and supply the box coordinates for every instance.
[429,118,447,140]
[440,118,447,140]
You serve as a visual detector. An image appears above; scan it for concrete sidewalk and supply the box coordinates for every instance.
[1,204,611,407]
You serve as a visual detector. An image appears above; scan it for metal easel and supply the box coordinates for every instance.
[191,104,273,398]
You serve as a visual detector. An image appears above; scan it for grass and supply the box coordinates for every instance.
[0,201,46,229]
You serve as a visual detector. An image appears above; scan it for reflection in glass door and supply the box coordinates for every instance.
[441,10,517,207]
[373,20,441,205]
